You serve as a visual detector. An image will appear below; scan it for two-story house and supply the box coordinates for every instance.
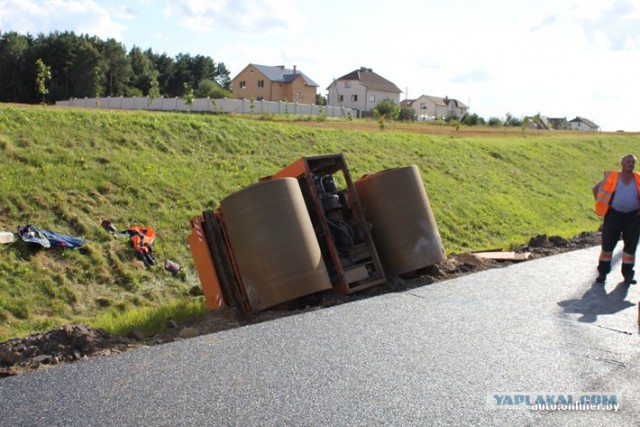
[326,67,402,116]
[401,95,468,121]
[231,64,319,104]
[568,116,599,131]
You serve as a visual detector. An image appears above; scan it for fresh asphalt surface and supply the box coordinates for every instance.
[1,246,639,426]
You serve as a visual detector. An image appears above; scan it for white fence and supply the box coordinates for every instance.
[55,96,356,118]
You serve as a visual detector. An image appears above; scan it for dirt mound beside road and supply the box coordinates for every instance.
[0,232,601,378]
[0,324,142,376]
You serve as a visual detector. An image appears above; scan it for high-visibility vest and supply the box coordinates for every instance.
[595,170,640,216]
[127,226,156,253]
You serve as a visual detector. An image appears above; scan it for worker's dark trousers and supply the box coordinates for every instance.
[598,208,640,280]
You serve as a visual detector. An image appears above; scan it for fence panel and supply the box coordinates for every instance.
[56,97,356,118]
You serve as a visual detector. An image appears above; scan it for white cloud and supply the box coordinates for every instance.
[112,4,136,21]
[450,68,493,84]
[0,0,125,39]
[571,0,640,50]
[530,14,558,32]
[174,0,306,34]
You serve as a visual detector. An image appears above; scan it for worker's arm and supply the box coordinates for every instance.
[592,169,612,200]
[592,181,601,200]
[592,174,607,200]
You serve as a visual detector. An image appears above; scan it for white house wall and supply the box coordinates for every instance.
[328,80,367,111]
[328,81,400,113]
[411,95,467,120]
[412,96,438,120]
[570,122,594,131]
[365,90,400,111]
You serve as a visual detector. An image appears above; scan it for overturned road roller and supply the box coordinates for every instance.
[188,154,446,313]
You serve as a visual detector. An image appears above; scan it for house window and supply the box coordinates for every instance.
[257,80,264,88]
[338,95,344,102]
[351,94,358,102]
[344,82,351,88]
[420,103,427,110]
[369,95,375,102]
[239,81,246,89]
[256,96,264,101]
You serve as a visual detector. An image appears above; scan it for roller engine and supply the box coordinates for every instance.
[314,174,355,261]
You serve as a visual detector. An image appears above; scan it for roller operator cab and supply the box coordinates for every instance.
[188,154,446,314]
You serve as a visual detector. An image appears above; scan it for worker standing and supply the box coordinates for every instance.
[593,153,640,285]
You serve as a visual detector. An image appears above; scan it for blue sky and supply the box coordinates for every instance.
[1,0,639,131]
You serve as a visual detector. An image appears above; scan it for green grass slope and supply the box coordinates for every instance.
[1,105,637,340]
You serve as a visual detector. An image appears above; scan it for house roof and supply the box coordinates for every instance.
[419,95,468,109]
[250,64,319,87]
[330,67,402,93]
[537,116,551,130]
[569,116,599,129]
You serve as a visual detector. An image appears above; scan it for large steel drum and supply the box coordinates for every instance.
[355,165,446,276]
[220,178,332,311]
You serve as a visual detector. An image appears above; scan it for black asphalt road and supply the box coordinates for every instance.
[1,246,638,426]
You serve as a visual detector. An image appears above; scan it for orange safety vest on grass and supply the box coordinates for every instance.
[127,226,156,253]
[595,170,640,216]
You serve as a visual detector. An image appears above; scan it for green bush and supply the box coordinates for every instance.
[398,105,416,121]
[373,99,400,120]
[195,79,231,99]
[488,117,503,127]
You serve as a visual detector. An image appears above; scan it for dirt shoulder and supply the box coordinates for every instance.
[0,232,601,378]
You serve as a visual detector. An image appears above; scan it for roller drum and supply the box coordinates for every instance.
[220,178,332,311]
[355,165,445,276]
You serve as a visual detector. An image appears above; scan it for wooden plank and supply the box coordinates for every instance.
[344,265,371,283]
[473,251,531,261]
[470,248,503,253]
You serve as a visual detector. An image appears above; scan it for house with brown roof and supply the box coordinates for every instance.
[326,67,402,115]
[568,116,599,131]
[231,64,319,104]
[401,95,468,121]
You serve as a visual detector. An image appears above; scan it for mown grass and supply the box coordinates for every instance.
[1,104,638,341]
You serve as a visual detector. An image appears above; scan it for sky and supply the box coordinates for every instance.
[1,0,639,131]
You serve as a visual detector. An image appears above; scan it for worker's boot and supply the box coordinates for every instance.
[622,264,637,285]
[596,261,610,283]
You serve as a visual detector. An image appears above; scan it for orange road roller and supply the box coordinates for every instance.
[188,153,446,313]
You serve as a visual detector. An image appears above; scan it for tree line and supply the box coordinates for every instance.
[0,31,232,104]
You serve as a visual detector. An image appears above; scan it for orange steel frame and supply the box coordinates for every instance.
[188,210,253,312]
[188,215,225,311]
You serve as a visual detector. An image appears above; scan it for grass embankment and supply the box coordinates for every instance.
[0,105,637,341]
